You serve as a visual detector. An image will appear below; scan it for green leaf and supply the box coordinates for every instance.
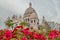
[11,38,16,40]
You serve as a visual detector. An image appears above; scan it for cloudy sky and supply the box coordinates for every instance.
[0,0,60,29]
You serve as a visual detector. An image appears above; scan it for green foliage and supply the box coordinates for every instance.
[48,38,60,40]
[19,22,27,26]
[11,38,16,40]
[5,17,14,29]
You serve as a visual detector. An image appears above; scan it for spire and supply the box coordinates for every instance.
[43,16,45,19]
[29,2,32,7]
[42,16,46,23]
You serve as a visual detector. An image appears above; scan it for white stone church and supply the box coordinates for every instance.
[11,2,39,30]
[11,2,60,31]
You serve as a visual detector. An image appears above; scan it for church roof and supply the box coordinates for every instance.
[23,2,38,19]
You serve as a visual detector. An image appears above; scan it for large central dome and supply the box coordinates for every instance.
[23,2,38,19]
[23,2,39,30]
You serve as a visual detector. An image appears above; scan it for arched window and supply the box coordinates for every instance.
[28,24,30,27]
[33,9,35,11]
[38,26,40,30]
[34,20,35,23]
[30,12,33,14]
[28,18,29,21]
[31,20,33,23]
[37,22,39,24]
[30,13,32,14]
[31,27,33,29]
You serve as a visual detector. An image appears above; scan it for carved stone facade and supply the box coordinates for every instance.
[12,15,22,26]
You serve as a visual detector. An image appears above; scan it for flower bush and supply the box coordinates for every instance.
[48,30,60,40]
[0,25,60,40]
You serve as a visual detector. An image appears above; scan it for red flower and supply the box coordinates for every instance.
[58,32,60,37]
[39,35,46,40]
[13,25,23,32]
[0,36,3,39]
[48,30,60,39]
[28,38,32,40]
[21,30,29,35]
[21,36,27,40]
[4,30,12,38]
[12,34,17,38]
[15,38,18,40]
[33,33,39,39]
[16,25,23,29]
[24,28,29,30]
[5,37,10,40]
[0,26,46,40]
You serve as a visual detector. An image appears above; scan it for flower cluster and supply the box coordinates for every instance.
[0,26,46,40]
[0,25,60,40]
[48,30,60,40]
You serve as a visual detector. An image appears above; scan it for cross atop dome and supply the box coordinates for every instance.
[29,2,32,7]
[43,16,45,21]
[43,16,45,19]
[42,16,46,24]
